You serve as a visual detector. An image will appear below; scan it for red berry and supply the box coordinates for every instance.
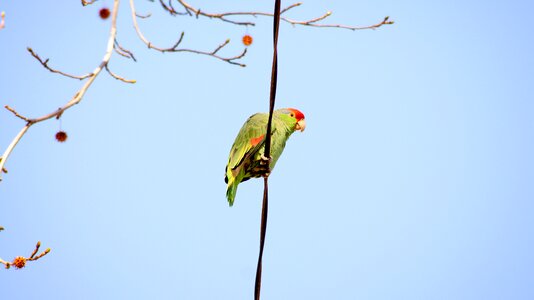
[242,35,253,46]
[99,8,110,20]
[55,131,68,143]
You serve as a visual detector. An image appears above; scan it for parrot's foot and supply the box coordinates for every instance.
[260,154,272,165]
[252,155,272,178]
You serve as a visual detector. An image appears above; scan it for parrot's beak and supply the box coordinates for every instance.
[295,119,306,132]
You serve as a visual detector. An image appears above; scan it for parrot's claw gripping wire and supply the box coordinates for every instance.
[258,154,272,178]
[260,154,272,165]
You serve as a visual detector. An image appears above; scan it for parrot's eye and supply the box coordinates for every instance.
[290,113,295,118]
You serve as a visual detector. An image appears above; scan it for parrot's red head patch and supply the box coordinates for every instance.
[286,108,305,121]
[282,108,306,132]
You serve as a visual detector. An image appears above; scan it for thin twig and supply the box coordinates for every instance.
[212,39,230,55]
[0,0,121,181]
[114,44,133,60]
[81,0,97,6]
[287,15,394,30]
[175,0,255,26]
[29,241,41,259]
[105,64,136,83]
[114,39,137,61]
[280,2,301,14]
[135,12,152,19]
[5,105,30,122]
[130,0,247,67]
[158,0,187,16]
[27,47,94,80]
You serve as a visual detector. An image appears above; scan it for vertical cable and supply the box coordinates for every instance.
[254,1,281,299]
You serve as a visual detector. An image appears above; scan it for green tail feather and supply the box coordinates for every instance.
[226,180,238,207]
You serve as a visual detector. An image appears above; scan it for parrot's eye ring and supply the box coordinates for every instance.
[290,113,295,118]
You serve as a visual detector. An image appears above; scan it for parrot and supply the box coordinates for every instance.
[225,108,306,206]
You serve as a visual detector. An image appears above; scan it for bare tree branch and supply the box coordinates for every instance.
[27,47,94,80]
[0,240,50,269]
[0,0,121,181]
[169,1,394,30]
[130,0,247,67]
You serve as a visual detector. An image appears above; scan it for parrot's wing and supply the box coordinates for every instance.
[230,134,266,171]
[227,113,268,171]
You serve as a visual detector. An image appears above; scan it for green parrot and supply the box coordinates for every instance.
[225,108,306,206]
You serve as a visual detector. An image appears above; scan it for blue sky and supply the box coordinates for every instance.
[1,0,534,299]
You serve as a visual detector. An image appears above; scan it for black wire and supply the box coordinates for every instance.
[254,177,269,300]
[263,0,281,158]
[254,1,281,299]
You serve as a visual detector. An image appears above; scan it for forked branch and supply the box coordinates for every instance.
[130,0,247,67]
[158,0,188,16]
[114,39,137,61]
[0,0,122,181]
